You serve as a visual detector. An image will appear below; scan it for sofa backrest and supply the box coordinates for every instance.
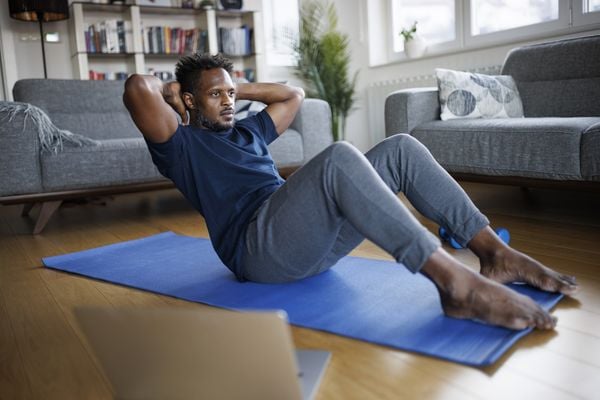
[501,35,600,118]
[13,79,141,140]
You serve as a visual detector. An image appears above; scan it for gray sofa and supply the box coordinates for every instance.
[0,79,332,233]
[384,35,600,189]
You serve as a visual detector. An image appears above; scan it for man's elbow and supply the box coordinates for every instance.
[294,86,306,100]
[124,74,147,96]
[123,74,161,108]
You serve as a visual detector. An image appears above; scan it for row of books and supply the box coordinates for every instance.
[142,26,209,54]
[88,70,175,81]
[88,70,129,80]
[84,22,253,57]
[84,20,133,53]
[219,26,252,56]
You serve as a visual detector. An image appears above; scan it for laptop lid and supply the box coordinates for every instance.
[74,307,328,400]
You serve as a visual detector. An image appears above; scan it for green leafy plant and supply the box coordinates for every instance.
[400,21,418,41]
[198,0,215,9]
[292,0,358,142]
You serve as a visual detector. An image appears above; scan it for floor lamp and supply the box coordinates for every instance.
[9,0,69,79]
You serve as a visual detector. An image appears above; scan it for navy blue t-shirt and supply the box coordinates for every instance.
[145,110,284,280]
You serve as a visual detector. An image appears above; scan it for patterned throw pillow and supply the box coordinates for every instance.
[435,68,524,121]
[234,99,266,121]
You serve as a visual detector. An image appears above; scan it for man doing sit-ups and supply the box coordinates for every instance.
[123,53,577,331]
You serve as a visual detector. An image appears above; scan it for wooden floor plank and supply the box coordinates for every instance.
[0,288,34,400]
[0,267,111,399]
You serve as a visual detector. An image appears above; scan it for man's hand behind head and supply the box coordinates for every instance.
[162,81,189,125]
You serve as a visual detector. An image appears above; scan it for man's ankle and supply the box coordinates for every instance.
[420,248,469,296]
[467,226,507,262]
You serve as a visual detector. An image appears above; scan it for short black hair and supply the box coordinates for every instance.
[175,53,234,95]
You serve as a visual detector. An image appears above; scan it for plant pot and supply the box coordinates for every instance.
[404,36,427,58]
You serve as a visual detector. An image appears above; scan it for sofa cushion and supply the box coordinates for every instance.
[411,117,600,180]
[501,35,600,117]
[13,79,142,141]
[516,78,600,117]
[581,122,600,181]
[436,68,524,120]
[268,128,303,167]
[41,138,165,191]
[235,99,266,121]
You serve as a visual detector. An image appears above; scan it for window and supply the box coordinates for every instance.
[584,0,600,12]
[470,0,559,36]
[377,0,600,65]
[391,0,456,52]
[263,0,299,66]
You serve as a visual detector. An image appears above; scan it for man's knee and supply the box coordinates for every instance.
[315,141,372,178]
[325,141,364,164]
[386,133,421,150]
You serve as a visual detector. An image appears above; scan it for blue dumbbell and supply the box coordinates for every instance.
[438,226,510,249]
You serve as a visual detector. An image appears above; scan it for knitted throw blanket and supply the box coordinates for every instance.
[0,102,98,153]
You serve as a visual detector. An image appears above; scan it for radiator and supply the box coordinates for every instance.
[366,65,502,146]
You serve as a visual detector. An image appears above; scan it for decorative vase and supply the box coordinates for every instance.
[404,35,427,58]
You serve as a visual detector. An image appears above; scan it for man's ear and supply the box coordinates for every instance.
[182,92,195,110]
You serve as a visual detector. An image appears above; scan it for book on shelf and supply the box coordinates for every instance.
[84,19,133,53]
[89,70,129,80]
[142,24,209,55]
[219,25,252,56]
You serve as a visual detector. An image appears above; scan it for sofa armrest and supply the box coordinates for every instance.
[0,101,43,197]
[384,87,440,136]
[289,98,333,163]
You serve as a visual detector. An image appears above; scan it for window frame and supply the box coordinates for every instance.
[381,0,600,65]
[573,0,600,25]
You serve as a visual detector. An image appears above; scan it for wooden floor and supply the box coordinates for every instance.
[1,182,599,399]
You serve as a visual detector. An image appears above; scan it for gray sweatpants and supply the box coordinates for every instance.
[241,134,489,283]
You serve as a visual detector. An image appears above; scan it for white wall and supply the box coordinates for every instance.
[0,3,73,100]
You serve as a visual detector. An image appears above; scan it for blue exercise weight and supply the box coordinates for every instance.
[438,226,510,249]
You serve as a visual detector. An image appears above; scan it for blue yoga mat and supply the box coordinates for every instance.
[43,231,562,367]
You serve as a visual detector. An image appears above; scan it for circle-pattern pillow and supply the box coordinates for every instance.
[436,68,524,120]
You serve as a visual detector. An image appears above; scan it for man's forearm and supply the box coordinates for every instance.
[235,82,305,105]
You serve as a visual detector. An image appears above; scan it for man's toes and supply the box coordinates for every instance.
[542,314,557,330]
[558,275,578,294]
[534,273,577,294]
[510,317,531,330]
[531,307,556,330]
[560,274,577,285]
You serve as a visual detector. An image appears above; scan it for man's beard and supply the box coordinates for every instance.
[193,111,233,132]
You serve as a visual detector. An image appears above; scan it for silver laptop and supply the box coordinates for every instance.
[74,307,330,400]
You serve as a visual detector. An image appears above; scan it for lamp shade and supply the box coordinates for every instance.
[9,0,69,22]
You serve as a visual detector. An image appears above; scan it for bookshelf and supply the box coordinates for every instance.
[69,2,264,81]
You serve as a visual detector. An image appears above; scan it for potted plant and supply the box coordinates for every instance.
[196,0,215,9]
[400,21,427,58]
[292,0,358,142]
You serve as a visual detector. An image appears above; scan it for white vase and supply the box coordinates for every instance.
[404,36,427,58]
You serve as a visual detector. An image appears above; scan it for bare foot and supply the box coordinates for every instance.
[469,227,578,295]
[422,248,557,330]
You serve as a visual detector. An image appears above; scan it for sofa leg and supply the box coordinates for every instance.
[33,200,62,235]
[21,203,36,217]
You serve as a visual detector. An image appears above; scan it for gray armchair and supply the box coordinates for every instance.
[384,35,600,189]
